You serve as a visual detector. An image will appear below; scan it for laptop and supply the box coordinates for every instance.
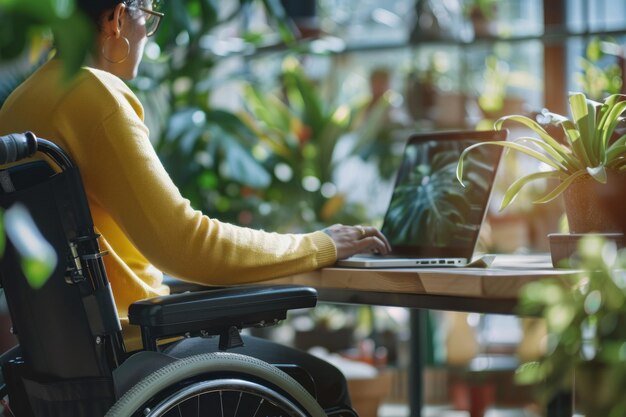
[337,129,507,268]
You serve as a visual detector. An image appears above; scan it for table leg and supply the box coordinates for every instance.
[409,309,426,417]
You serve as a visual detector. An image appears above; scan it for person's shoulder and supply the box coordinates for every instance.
[79,67,142,110]
[81,66,129,93]
[56,65,144,122]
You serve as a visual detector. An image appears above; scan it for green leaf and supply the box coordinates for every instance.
[586,37,602,61]
[500,170,562,210]
[586,165,607,183]
[515,361,545,385]
[456,150,467,186]
[606,133,626,162]
[0,0,91,79]
[457,140,565,189]
[52,12,95,80]
[533,169,589,204]
[224,141,271,188]
[261,0,296,44]
[283,60,324,134]
[597,94,626,133]
[513,136,581,171]
[21,257,55,289]
[4,204,57,289]
[599,97,626,152]
[0,10,31,60]
[569,92,589,127]
[0,0,70,20]
[206,109,257,146]
[585,97,599,163]
[495,115,572,161]
[198,0,219,31]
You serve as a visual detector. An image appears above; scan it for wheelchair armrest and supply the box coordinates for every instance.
[128,285,317,351]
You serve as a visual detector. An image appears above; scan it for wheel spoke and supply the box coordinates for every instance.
[252,398,264,417]
[139,377,309,417]
[233,391,242,417]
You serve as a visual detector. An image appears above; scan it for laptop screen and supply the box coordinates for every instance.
[381,129,506,258]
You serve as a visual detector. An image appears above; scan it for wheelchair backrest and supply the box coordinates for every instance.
[0,133,124,380]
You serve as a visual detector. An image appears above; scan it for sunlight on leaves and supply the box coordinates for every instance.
[579,236,607,261]
[515,361,544,385]
[331,105,350,126]
[584,290,602,315]
[547,304,575,332]
[4,204,56,289]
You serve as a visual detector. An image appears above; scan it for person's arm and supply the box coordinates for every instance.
[78,113,333,284]
[77,113,388,287]
[67,71,388,285]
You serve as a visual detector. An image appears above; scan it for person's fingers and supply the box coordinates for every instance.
[360,226,391,252]
[324,224,392,259]
[356,236,389,255]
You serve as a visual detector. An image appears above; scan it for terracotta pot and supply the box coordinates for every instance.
[548,232,625,267]
[469,7,497,38]
[562,172,625,233]
[347,372,392,417]
[404,76,437,121]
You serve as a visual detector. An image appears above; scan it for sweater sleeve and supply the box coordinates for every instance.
[70,81,337,286]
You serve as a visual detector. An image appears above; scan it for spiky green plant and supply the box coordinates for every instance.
[457,92,626,211]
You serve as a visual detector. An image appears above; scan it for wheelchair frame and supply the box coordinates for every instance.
[0,132,354,416]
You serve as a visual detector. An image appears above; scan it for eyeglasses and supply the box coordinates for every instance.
[136,6,164,37]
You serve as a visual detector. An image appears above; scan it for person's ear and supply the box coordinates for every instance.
[103,3,127,38]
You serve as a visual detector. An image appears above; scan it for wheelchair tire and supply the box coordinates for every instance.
[105,352,326,417]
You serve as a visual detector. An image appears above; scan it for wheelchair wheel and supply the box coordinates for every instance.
[105,352,326,417]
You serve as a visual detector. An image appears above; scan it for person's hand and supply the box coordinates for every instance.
[322,224,391,260]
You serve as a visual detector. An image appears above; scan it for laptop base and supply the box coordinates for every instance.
[336,256,467,268]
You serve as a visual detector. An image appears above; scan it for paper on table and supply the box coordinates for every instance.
[469,253,553,269]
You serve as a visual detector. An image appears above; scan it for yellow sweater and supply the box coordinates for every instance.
[0,59,337,349]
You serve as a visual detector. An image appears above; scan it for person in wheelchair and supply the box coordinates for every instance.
[0,0,391,414]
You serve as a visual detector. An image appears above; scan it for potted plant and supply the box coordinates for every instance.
[476,55,536,125]
[463,0,497,38]
[404,54,442,122]
[240,56,392,231]
[576,37,624,101]
[515,236,626,417]
[457,92,626,258]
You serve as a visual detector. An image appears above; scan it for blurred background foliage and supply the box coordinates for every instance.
[575,36,624,101]
[239,56,393,231]
[129,1,395,231]
[0,0,93,76]
[0,0,398,232]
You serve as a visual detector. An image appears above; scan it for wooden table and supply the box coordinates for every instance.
[264,254,570,314]
[263,254,574,417]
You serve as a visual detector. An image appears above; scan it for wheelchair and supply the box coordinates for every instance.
[0,132,357,417]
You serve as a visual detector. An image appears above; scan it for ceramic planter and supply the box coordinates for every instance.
[562,173,623,233]
[548,171,626,266]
